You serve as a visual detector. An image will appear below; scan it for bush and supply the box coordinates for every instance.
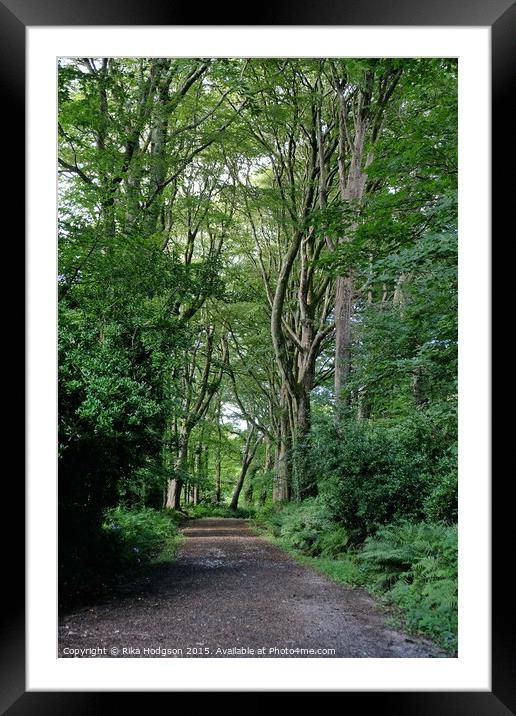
[102,507,180,566]
[315,525,349,557]
[278,499,332,555]
[423,451,458,523]
[257,499,348,558]
[253,503,285,536]
[358,521,458,652]
[315,423,428,543]
[308,413,457,542]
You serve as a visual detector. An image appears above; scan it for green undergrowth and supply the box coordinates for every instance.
[185,503,255,519]
[359,521,458,652]
[103,507,183,567]
[253,503,457,654]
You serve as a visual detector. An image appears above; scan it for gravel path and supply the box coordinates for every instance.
[59,518,445,658]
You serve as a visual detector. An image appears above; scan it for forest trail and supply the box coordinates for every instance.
[59,518,444,658]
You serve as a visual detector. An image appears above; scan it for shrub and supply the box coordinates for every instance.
[358,521,458,652]
[277,498,331,555]
[308,413,457,542]
[253,503,285,536]
[423,451,458,523]
[315,525,349,557]
[257,499,349,558]
[315,423,428,543]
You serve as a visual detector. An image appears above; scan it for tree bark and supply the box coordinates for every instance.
[215,397,222,503]
[166,425,190,510]
[273,387,292,502]
[193,443,203,505]
[334,275,353,397]
[333,82,368,401]
[244,466,258,504]
[230,429,260,511]
[143,59,171,237]
[259,438,273,505]
[332,67,402,401]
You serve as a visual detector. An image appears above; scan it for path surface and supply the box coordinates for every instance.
[59,518,445,658]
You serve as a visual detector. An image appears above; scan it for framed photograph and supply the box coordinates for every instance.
[7,0,507,708]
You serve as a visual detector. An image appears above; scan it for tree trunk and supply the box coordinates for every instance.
[230,429,260,511]
[357,386,370,420]
[260,438,273,505]
[166,478,182,511]
[244,466,258,504]
[215,444,222,503]
[393,272,409,308]
[275,437,290,502]
[273,397,291,503]
[296,348,315,437]
[193,443,203,505]
[165,426,189,510]
[96,60,117,243]
[333,80,368,402]
[144,59,170,237]
[332,67,402,401]
[334,275,353,398]
[216,398,222,502]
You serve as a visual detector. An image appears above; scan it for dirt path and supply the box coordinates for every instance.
[59,518,445,658]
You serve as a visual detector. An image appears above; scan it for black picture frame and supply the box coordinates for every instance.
[7,0,508,710]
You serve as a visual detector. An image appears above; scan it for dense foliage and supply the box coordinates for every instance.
[103,507,182,566]
[360,522,458,651]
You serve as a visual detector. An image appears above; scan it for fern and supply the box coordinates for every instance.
[359,521,458,652]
